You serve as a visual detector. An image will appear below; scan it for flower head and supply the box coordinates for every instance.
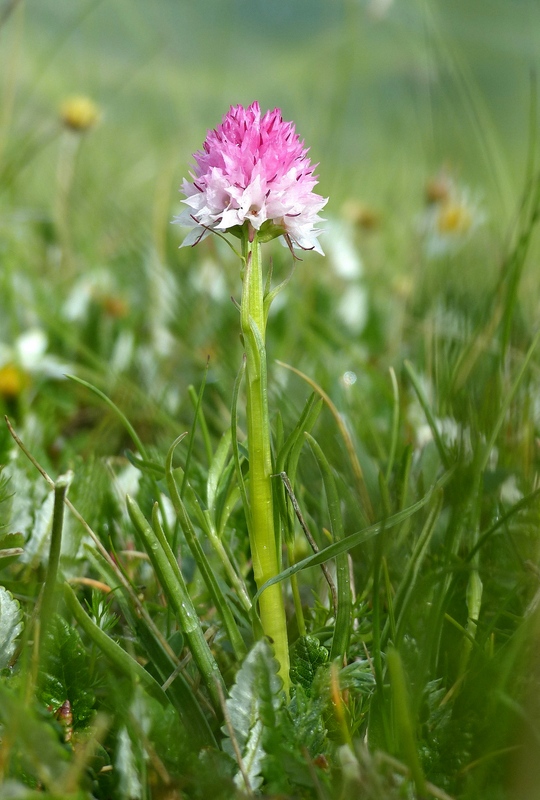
[174,102,327,254]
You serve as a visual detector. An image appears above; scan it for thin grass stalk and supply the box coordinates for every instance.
[126,495,226,706]
[305,433,351,663]
[64,582,169,706]
[164,441,247,659]
[387,648,427,798]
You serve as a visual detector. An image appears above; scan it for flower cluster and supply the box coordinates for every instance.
[175,102,327,254]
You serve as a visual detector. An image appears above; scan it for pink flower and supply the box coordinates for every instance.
[174,102,327,255]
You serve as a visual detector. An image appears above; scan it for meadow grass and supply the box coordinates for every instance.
[1,1,540,798]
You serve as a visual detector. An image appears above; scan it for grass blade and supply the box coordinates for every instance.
[165,437,247,660]
[304,432,351,663]
[126,494,226,706]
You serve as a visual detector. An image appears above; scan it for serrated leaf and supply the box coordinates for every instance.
[263,683,329,794]
[0,585,23,669]
[223,639,283,792]
[39,615,95,728]
[290,635,329,694]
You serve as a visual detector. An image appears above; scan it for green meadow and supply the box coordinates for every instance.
[1,1,540,797]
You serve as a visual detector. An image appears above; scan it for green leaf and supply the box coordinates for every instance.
[223,639,283,792]
[0,585,23,669]
[0,683,71,790]
[263,682,329,794]
[207,430,231,513]
[289,635,329,694]
[305,433,351,662]
[39,614,95,728]
[126,495,228,703]
[64,582,169,708]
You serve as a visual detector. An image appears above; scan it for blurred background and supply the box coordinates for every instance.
[1,0,540,463]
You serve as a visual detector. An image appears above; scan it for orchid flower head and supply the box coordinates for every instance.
[174,101,328,255]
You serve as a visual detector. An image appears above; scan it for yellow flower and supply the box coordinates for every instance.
[0,363,25,399]
[60,96,100,132]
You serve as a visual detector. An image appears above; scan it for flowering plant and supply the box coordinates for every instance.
[175,101,327,254]
[175,103,327,690]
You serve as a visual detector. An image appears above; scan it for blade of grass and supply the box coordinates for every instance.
[253,469,453,609]
[231,355,252,537]
[164,437,247,660]
[64,582,169,707]
[387,647,427,798]
[126,495,226,706]
[66,374,147,458]
[133,613,217,749]
[386,367,400,484]
[480,326,540,473]
[391,489,444,646]
[304,433,351,663]
[185,361,212,491]
[276,360,374,522]
[39,472,72,649]
[404,360,450,469]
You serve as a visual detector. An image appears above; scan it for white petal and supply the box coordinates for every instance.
[16,329,47,368]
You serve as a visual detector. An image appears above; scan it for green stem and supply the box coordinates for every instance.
[241,228,290,692]
[40,472,72,648]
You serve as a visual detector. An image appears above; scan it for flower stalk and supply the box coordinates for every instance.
[241,226,290,692]
[175,101,327,692]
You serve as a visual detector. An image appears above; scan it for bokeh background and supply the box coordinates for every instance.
[1,0,540,462]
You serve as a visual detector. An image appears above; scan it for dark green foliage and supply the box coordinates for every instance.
[290,634,329,694]
[0,682,72,791]
[39,614,95,729]
[263,683,330,796]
